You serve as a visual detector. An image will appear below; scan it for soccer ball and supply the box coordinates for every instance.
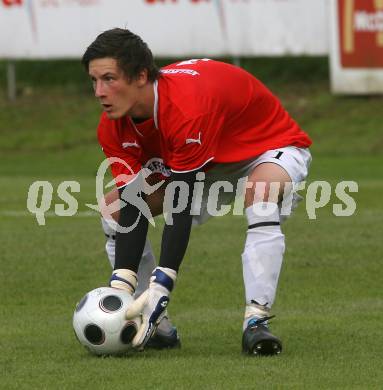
[73,287,141,355]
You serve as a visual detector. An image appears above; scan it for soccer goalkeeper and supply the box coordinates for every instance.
[82,28,312,356]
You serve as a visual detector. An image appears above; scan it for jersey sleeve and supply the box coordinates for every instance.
[167,114,221,173]
[97,115,143,188]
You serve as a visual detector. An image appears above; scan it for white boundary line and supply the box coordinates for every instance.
[0,211,99,217]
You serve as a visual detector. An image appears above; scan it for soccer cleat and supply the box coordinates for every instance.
[146,325,181,350]
[242,316,282,356]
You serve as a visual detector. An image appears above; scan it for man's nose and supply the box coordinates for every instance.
[94,80,106,98]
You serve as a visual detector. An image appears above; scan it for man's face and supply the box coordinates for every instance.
[89,57,144,119]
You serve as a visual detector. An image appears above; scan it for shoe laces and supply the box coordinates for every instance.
[248,315,275,328]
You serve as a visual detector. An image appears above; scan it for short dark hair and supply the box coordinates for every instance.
[81,28,159,82]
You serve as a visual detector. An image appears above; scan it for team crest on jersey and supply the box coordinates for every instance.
[144,158,171,177]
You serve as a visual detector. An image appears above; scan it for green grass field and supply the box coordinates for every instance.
[1,58,382,389]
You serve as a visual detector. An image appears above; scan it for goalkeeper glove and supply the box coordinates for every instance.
[109,269,137,295]
[125,266,176,350]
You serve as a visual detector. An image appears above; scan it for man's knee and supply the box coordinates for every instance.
[99,188,120,221]
[99,186,165,222]
[245,163,291,207]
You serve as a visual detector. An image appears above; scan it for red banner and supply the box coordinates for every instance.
[339,0,383,67]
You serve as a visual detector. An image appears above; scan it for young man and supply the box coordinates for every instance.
[82,28,312,356]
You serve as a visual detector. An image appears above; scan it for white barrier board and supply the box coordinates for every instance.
[0,0,328,58]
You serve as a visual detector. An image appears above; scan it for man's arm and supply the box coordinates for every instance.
[109,184,149,293]
[114,186,149,272]
[158,169,198,271]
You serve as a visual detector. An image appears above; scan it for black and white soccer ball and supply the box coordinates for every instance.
[73,287,141,355]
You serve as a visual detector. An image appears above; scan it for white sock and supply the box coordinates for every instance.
[101,217,118,267]
[135,240,156,298]
[100,217,156,297]
[243,302,271,330]
[242,202,285,327]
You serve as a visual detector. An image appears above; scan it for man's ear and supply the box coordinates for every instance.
[136,69,149,87]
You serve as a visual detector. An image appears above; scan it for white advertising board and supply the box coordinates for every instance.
[0,0,328,59]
